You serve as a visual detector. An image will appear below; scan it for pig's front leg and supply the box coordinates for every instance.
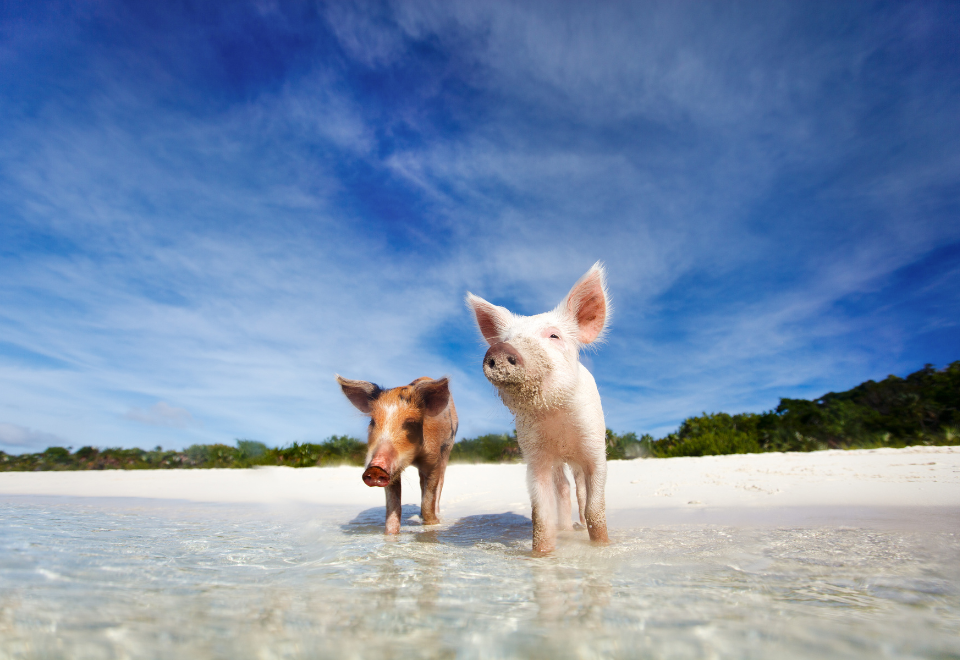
[528,460,559,553]
[384,480,402,535]
[583,462,609,543]
[418,464,443,525]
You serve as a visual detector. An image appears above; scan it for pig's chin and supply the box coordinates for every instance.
[488,372,569,413]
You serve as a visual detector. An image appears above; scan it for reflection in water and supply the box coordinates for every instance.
[0,499,958,659]
[531,559,612,627]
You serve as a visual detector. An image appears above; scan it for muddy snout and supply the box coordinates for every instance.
[362,465,391,487]
[483,341,525,384]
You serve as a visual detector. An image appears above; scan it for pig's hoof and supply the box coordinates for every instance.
[572,522,586,531]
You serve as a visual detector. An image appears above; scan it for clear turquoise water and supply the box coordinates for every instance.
[1,498,958,659]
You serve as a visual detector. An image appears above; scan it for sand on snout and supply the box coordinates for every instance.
[1,446,958,528]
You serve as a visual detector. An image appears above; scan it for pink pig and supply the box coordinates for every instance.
[467,263,611,553]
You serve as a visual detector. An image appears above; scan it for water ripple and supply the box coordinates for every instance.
[0,500,957,659]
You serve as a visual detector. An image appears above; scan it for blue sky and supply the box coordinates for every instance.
[1,1,958,453]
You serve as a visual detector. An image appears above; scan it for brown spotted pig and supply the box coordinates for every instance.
[336,375,458,534]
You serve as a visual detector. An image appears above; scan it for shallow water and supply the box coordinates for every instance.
[1,498,958,659]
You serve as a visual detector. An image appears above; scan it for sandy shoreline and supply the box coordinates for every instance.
[2,446,958,528]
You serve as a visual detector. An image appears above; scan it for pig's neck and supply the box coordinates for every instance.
[512,363,605,458]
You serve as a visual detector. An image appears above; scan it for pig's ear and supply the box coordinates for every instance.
[336,375,381,413]
[415,377,451,417]
[466,293,511,345]
[561,262,610,344]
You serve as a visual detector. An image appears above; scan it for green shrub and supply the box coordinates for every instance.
[650,413,762,457]
[75,446,98,460]
[450,433,521,463]
[606,430,650,459]
[235,439,268,459]
[43,446,72,463]
[269,437,367,467]
[185,444,212,464]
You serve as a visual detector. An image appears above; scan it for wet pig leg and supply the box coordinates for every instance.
[431,455,450,522]
[384,480,402,535]
[554,465,574,531]
[418,465,443,525]
[529,460,558,553]
[583,463,609,543]
[572,464,587,529]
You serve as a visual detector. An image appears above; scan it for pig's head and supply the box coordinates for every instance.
[336,375,452,487]
[466,262,610,412]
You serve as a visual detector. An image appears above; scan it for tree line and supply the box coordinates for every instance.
[2,362,957,471]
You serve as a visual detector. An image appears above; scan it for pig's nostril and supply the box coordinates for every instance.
[507,356,517,365]
[487,358,496,368]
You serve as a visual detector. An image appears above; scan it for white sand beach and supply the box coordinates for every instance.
[2,446,958,528]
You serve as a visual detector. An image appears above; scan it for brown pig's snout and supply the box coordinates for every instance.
[484,342,524,370]
[362,465,391,487]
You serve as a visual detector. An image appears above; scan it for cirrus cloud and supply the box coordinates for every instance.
[124,402,198,429]
[0,422,67,451]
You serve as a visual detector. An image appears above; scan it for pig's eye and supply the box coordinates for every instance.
[543,328,563,343]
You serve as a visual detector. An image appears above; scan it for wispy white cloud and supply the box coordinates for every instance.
[0,0,957,453]
[0,422,66,451]
[124,402,197,428]
[324,2,407,69]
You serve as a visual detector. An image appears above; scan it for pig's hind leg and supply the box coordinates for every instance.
[571,465,587,530]
[418,466,443,526]
[554,465,574,531]
[430,443,453,523]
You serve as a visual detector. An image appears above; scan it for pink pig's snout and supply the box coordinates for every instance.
[362,465,391,487]
[485,342,524,369]
[483,341,525,385]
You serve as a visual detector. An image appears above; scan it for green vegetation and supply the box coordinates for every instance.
[449,433,521,463]
[605,429,653,460]
[648,362,960,457]
[1,362,956,469]
[0,436,368,471]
